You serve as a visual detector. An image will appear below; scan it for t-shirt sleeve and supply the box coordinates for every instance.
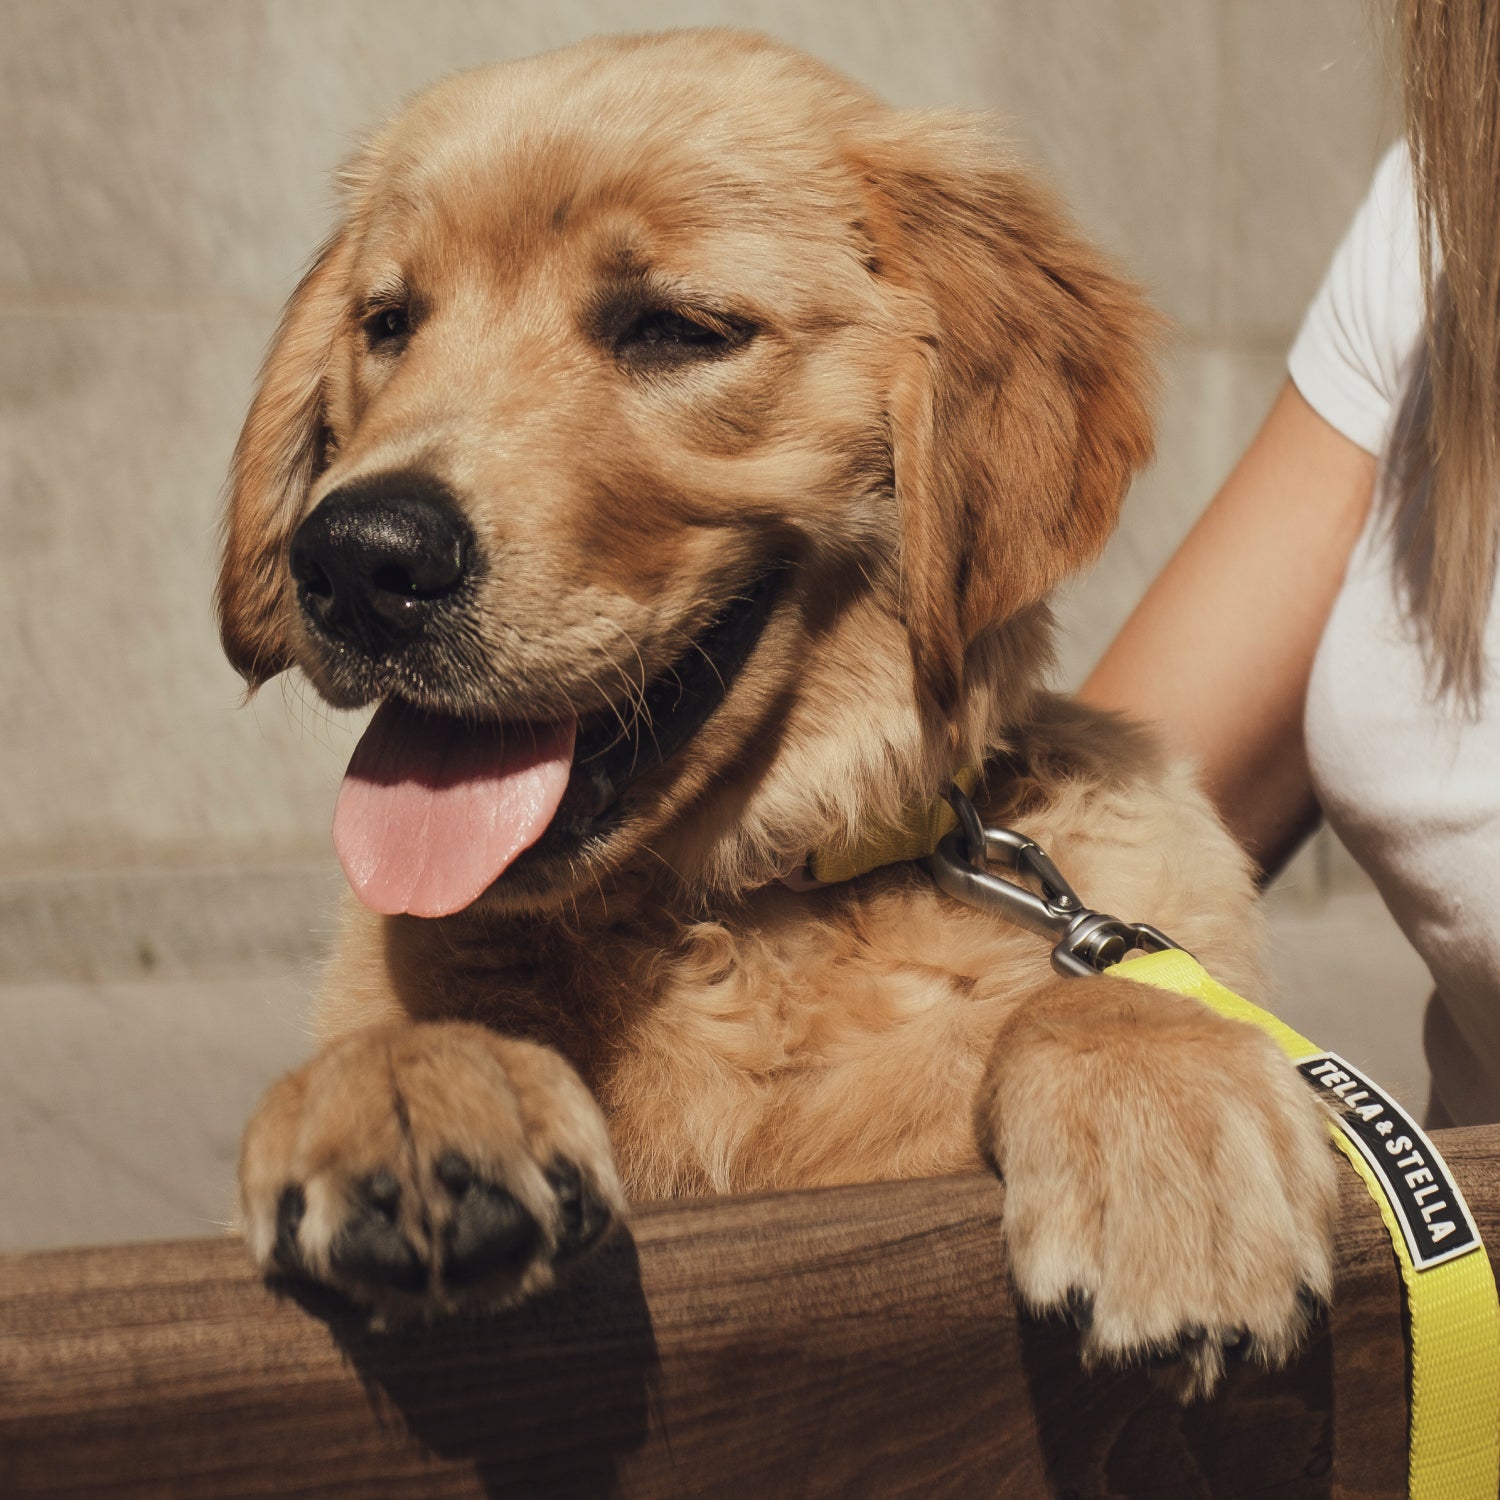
[1287,142,1425,458]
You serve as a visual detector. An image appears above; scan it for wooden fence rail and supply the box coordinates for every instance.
[5,1124,1499,1498]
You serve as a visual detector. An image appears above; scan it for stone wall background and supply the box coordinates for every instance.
[3,0,1429,1249]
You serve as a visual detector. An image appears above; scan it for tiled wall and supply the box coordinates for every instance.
[4,0,1398,979]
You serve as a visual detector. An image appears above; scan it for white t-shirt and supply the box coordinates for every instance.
[1291,143,1500,1124]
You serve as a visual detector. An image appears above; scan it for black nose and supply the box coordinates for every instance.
[290,474,474,654]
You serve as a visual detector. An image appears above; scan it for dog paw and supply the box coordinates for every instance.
[239,1022,623,1317]
[977,981,1337,1399]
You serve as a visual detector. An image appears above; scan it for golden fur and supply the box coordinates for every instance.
[221,30,1336,1397]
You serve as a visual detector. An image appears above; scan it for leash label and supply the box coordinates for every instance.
[1297,1052,1480,1270]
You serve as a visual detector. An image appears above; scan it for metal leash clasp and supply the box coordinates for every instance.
[929,783,1188,978]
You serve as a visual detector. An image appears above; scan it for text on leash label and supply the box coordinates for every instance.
[1297,1052,1480,1270]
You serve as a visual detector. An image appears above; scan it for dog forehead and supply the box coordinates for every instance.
[359,35,877,253]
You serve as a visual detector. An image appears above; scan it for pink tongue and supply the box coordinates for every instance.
[333,703,576,918]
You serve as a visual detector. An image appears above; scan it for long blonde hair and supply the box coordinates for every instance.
[1393,0,1500,702]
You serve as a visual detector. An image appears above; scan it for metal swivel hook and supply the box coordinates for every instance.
[928,783,1189,979]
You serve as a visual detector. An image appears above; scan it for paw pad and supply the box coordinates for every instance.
[438,1152,540,1289]
[329,1172,427,1293]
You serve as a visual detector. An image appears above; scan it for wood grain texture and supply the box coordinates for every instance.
[3,1125,1499,1499]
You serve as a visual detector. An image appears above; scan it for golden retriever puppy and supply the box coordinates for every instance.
[218,29,1335,1395]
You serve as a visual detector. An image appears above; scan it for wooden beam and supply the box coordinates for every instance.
[4,1125,1498,1498]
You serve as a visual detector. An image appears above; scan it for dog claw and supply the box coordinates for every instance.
[546,1158,613,1258]
[1062,1287,1095,1333]
[273,1184,306,1271]
[435,1149,474,1196]
[1145,1324,1212,1373]
[360,1169,402,1220]
[1220,1327,1253,1363]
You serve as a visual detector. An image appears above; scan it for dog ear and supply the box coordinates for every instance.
[857,115,1159,719]
[216,228,355,688]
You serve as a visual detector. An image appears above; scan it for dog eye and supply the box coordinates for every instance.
[630,311,722,347]
[363,304,411,350]
[618,308,752,363]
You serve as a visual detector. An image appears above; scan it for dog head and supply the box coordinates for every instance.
[217,30,1156,917]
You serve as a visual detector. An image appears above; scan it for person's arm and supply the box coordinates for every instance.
[1081,379,1377,881]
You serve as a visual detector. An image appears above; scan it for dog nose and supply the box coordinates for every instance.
[290,475,474,653]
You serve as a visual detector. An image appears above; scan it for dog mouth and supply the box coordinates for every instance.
[331,567,785,916]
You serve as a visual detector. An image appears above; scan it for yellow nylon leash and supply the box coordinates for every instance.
[1112,948,1500,1500]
